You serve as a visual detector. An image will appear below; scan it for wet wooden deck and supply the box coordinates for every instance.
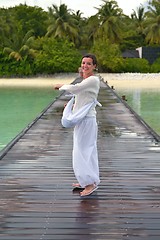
[0,80,160,240]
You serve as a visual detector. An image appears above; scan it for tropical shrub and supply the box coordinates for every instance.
[150,57,160,73]
[91,40,123,73]
[34,37,81,74]
[0,50,34,77]
[119,58,150,73]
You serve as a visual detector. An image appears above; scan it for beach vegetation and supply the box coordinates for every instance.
[34,37,81,74]
[118,58,150,73]
[150,57,160,73]
[0,0,160,76]
[144,0,160,44]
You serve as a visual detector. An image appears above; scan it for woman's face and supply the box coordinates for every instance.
[81,57,96,77]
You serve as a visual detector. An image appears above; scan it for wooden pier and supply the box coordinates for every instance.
[0,80,160,240]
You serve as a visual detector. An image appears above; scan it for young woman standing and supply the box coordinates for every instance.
[54,54,100,196]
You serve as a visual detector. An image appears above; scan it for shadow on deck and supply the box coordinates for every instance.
[0,80,160,240]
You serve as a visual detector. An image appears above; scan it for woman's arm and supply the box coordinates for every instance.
[59,76,98,94]
[54,76,99,94]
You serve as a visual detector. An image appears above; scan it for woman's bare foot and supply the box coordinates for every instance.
[80,184,98,197]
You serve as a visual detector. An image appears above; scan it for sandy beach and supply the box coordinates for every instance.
[0,73,159,90]
[102,73,160,90]
[0,74,77,88]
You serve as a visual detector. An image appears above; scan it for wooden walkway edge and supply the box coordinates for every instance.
[0,80,160,240]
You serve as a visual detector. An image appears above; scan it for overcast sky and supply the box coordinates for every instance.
[0,0,147,17]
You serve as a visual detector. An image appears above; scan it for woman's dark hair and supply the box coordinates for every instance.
[82,54,97,66]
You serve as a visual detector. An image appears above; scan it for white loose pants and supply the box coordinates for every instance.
[72,116,100,188]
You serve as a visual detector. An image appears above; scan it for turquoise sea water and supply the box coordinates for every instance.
[0,87,58,151]
[0,83,159,152]
[115,89,160,135]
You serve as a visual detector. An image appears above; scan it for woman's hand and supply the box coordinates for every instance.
[54,84,63,90]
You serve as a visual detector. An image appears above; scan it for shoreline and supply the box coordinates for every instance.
[0,73,159,90]
[101,73,160,90]
[0,74,77,88]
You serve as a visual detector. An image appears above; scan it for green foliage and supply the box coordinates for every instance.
[3,30,37,61]
[0,1,160,75]
[34,37,81,74]
[120,34,146,51]
[144,0,160,44]
[119,58,150,73]
[0,60,33,77]
[92,40,123,72]
[46,4,79,44]
[12,4,48,37]
[0,49,34,76]
[95,0,123,44]
[150,57,160,72]
[0,8,17,48]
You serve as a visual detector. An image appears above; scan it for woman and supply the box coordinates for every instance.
[54,54,100,196]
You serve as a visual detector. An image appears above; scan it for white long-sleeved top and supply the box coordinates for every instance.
[59,75,100,117]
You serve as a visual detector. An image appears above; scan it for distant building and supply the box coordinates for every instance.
[136,46,160,64]
[122,50,139,59]
[122,46,160,64]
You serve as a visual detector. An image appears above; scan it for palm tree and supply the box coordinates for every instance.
[84,15,100,47]
[71,10,87,48]
[144,0,160,44]
[131,4,146,34]
[3,30,36,61]
[95,0,123,43]
[46,4,78,44]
